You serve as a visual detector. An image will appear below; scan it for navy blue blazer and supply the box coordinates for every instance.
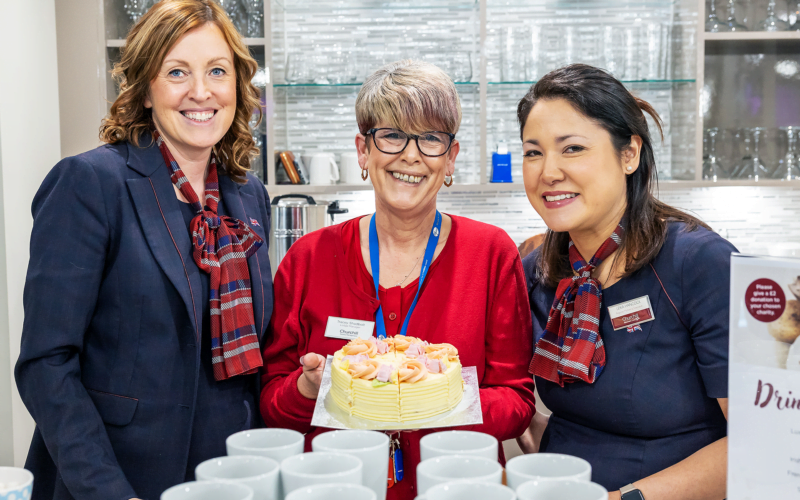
[15,136,273,500]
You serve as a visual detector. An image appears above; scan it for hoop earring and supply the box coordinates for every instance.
[361,169,369,181]
[444,174,453,187]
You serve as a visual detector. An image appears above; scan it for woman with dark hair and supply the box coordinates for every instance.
[518,64,733,500]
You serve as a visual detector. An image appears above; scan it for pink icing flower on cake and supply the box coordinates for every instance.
[425,357,442,373]
[342,338,377,357]
[392,336,423,352]
[405,343,425,358]
[375,363,393,382]
[398,359,428,383]
[343,354,368,364]
[376,339,390,355]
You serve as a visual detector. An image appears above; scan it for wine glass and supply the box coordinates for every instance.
[779,126,800,180]
[124,0,153,25]
[242,0,264,38]
[790,1,800,30]
[703,128,725,181]
[706,0,730,32]
[725,0,748,31]
[739,127,770,180]
[756,0,789,31]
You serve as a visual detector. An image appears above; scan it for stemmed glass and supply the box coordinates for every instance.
[779,126,800,180]
[757,0,789,31]
[790,1,800,30]
[725,0,748,31]
[739,127,770,180]
[242,0,264,38]
[706,0,730,32]
[703,128,725,181]
[123,0,152,25]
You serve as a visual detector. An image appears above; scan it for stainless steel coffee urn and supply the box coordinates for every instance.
[269,194,348,273]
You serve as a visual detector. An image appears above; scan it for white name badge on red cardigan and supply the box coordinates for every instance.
[324,317,375,340]
[608,296,655,331]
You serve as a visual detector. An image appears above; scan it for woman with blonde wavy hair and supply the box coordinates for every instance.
[15,1,273,499]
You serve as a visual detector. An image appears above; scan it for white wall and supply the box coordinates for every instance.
[0,0,61,466]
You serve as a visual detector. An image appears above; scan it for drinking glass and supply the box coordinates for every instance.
[738,127,770,180]
[706,0,730,31]
[731,128,753,178]
[242,0,264,37]
[539,25,564,76]
[725,0,748,30]
[603,26,627,78]
[451,52,473,82]
[703,128,725,181]
[641,22,664,80]
[124,0,152,25]
[622,26,640,81]
[756,0,788,30]
[578,26,603,69]
[285,53,310,84]
[778,126,800,180]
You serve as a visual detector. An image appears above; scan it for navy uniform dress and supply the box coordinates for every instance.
[523,222,736,491]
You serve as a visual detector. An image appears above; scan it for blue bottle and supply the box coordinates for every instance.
[491,141,512,183]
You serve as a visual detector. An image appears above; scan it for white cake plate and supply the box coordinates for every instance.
[310,355,483,430]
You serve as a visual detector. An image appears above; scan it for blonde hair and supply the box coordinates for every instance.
[355,60,462,136]
[99,0,261,182]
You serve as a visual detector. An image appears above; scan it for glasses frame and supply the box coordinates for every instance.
[366,128,456,158]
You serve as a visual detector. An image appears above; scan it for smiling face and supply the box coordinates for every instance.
[356,124,459,216]
[522,98,638,242]
[144,23,237,159]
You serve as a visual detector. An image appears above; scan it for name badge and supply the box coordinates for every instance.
[324,317,376,341]
[608,295,655,331]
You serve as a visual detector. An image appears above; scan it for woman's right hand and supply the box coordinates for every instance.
[297,353,327,399]
[517,410,550,454]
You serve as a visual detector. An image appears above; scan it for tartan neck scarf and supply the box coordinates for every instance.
[530,224,624,387]
[155,131,264,381]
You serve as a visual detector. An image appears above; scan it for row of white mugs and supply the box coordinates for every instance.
[160,428,608,500]
[300,151,364,185]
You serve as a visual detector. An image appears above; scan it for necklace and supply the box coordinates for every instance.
[394,254,422,287]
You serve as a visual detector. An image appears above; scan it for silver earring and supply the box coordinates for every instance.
[626,166,633,172]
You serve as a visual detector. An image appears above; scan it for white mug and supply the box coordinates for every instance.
[312,430,389,500]
[419,431,498,462]
[285,483,376,500]
[279,452,363,495]
[226,429,305,463]
[417,455,502,494]
[515,478,608,500]
[195,455,280,500]
[161,480,254,500]
[340,152,363,184]
[308,153,340,185]
[426,481,516,500]
[505,453,592,490]
[0,467,33,500]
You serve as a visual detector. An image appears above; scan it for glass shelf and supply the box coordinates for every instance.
[105,38,266,48]
[274,0,478,12]
[487,79,697,85]
[274,81,479,88]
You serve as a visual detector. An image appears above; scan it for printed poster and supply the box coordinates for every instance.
[729,254,800,499]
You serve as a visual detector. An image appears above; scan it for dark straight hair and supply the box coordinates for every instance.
[517,64,709,288]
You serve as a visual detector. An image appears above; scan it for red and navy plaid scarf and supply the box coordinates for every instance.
[530,224,623,386]
[155,132,264,381]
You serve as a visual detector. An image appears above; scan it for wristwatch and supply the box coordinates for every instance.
[620,484,645,500]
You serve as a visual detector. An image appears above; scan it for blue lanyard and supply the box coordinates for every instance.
[369,211,442,339]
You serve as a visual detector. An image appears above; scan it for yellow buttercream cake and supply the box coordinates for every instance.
[330,336,464,422]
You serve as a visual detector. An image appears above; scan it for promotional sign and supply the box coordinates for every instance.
[728,254,800,499]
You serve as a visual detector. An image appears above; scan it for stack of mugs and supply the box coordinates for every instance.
[157,428,608,500]
[414,431,607,500]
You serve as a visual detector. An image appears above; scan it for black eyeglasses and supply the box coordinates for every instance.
[366,128,455,157]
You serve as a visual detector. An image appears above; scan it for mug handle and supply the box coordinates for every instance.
[329,157,340,182]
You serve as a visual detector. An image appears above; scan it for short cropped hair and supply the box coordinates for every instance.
[99,0,261,182]
[355,60,462,136]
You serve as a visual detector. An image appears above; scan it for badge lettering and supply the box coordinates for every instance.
[324,317,375,340]
[608,296,655,331]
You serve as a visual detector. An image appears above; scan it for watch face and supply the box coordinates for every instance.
[621,490,646,500]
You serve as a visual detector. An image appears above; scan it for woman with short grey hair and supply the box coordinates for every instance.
[260,60,536,499]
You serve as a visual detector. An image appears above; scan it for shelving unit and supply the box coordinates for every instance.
[60,0,800,193]
[695,0,800,182]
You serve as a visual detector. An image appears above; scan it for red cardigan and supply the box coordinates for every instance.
[260,215,536,499]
